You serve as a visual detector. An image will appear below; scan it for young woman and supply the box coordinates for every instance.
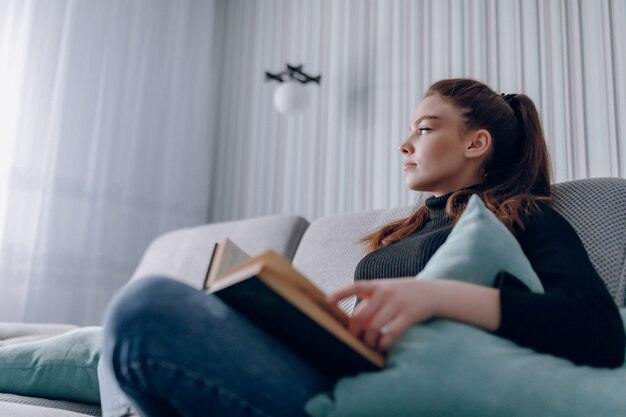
[101,78,624,417]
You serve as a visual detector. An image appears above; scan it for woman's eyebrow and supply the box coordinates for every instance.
[410,115,441,131]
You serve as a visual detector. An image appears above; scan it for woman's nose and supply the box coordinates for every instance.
[399,139,413,155]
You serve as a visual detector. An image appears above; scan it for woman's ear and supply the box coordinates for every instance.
[465,129,492,160]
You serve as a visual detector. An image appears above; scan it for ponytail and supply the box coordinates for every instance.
[486,93,552,197]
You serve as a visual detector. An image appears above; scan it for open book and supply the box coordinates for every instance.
[203,238,386,378]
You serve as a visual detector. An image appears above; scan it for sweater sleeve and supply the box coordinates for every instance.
[494,202,625,368]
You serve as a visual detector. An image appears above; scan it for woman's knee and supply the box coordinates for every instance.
[105,276,182,326]
[101,277,189,363]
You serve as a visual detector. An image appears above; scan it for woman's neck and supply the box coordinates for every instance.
[430,181,483,197]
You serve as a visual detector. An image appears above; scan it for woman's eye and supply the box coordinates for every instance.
[418,127,432,134]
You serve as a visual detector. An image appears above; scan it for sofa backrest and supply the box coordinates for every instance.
[292,206,413,313]
[552,177,626,307]
[132,214,309,289]
[294,177,626,314]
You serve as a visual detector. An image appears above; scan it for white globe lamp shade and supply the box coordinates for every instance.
[273,81,310,115]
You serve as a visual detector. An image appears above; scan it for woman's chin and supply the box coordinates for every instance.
[405,180,425,191]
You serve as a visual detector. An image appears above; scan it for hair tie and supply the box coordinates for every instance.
[500,93,516,105]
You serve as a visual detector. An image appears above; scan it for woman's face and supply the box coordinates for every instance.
[400,95,481,196]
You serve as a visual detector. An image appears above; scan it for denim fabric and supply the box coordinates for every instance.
[101,276,335,417]
[98,354,137,417]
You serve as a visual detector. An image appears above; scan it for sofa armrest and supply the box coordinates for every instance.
[131,214,309,289]
[0,323,78,346]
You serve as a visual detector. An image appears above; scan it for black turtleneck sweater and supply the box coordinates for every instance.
[354,189,625,368]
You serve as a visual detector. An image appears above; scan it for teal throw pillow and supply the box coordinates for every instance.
[305,195,626,417]
[415,194,544,293]
[0,326,101,404]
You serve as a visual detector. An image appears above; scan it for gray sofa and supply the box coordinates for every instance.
[1,177,625,416]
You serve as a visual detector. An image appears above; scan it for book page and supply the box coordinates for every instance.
[206,238,251,288]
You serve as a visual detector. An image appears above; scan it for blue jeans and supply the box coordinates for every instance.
[100,276,335,417]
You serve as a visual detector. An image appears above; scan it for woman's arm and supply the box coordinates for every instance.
[330,203,624,368]
[328,279,501,353]
[494,203,624,368]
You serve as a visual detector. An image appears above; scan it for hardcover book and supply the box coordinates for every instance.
[203,239,385,378]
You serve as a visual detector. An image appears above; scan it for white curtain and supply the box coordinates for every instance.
[0,0,218,325]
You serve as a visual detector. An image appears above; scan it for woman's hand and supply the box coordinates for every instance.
[328,278,501,353]
[327,278,439,353]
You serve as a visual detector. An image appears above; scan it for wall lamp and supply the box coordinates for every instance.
[265,64,321,115]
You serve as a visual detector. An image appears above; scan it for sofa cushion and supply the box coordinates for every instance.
[305,195,626,417]
[0,393,101,416]
[0,324,100,415]
[0,327,101,404]
[132,214,309,289]
[292,205,415,314]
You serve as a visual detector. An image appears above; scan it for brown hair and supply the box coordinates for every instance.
[360,78,553,254]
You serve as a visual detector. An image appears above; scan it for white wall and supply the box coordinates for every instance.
[209,0,626,223]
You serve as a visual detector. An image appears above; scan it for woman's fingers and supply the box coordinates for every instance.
[377,316,412,352]
[362,302,400,348]
[327,279,433,352]
[326,281,374,304]
[347,291,386,337]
